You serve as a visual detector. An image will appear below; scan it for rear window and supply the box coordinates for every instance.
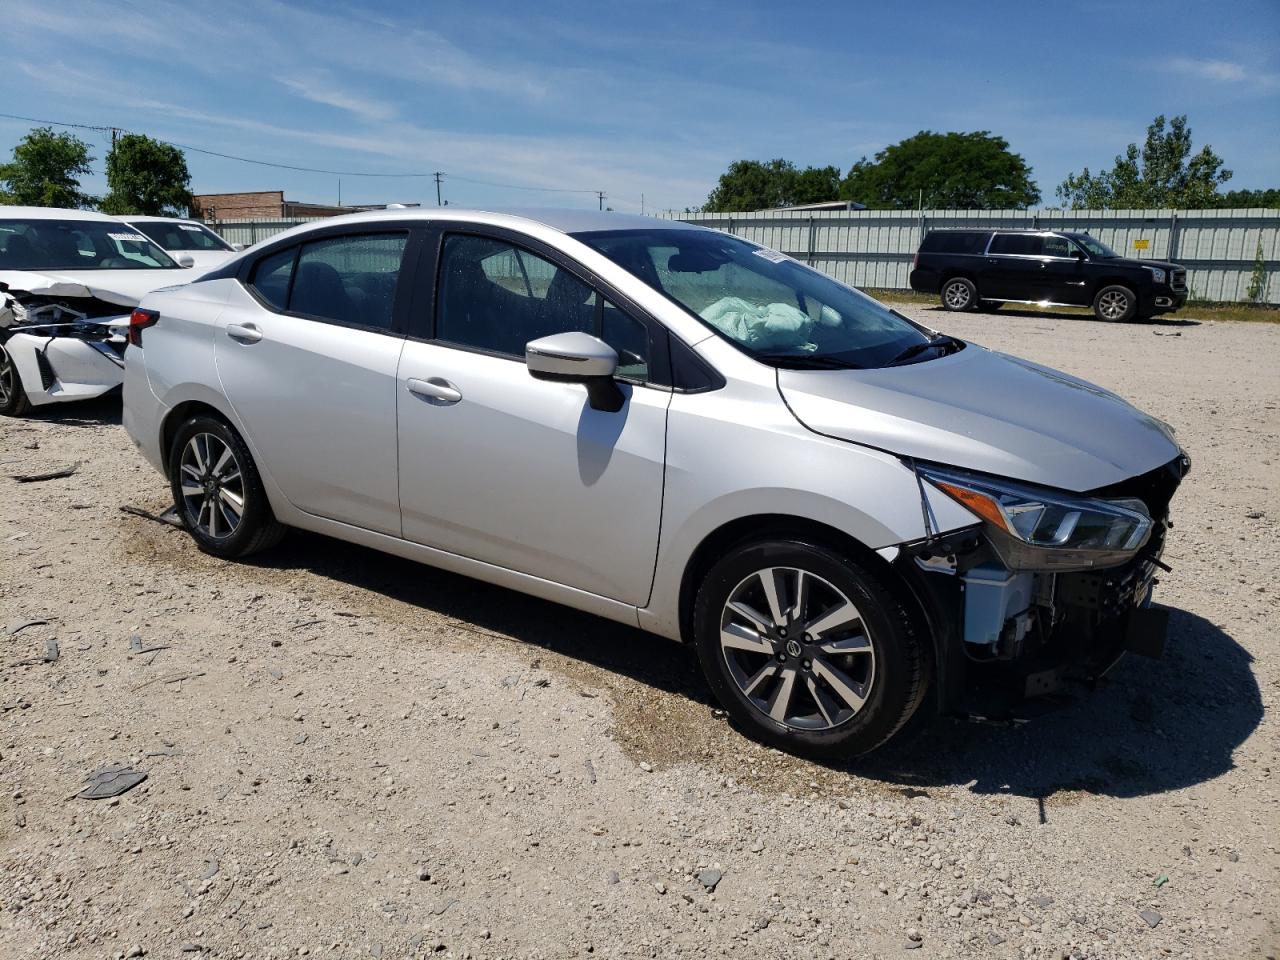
[921,231,988,255]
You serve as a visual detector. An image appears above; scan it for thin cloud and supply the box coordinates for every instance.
[276,74,397,122]
[1163,57,1279,89]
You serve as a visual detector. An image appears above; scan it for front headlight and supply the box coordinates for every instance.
[1145,266,1167,284]
[918,465,1153,571]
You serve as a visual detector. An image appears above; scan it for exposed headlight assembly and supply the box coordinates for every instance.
[1145,266,1167,284]
[918,466,1153,572]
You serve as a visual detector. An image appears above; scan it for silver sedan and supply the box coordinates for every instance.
[123,209,1186,756]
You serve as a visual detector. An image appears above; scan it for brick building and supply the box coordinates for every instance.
[190,191,416,220]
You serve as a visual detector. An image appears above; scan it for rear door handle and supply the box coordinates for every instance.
[226,322,263,344]
[406,377,462,405]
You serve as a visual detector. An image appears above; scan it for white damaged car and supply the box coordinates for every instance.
[1,206,196,416]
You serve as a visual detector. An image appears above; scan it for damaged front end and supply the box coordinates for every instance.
[0,282,131,408]
[896,453,1191,720]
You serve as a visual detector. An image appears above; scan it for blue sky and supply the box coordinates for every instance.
[3,0,1278,213]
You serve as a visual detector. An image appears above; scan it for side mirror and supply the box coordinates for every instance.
[176,254,196,268]
[1073,250,1087,260]
[232,243,247,252]
[526,332,624,412]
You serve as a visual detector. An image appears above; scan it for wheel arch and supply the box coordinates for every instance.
[677,514,926,643]
[160,397,237,473]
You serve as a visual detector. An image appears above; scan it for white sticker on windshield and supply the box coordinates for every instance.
[752,247,789,264]
[109,232,149,243]
[178,224,202,231]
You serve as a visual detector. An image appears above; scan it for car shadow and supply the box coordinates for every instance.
[924,305,1202,328]
[251,533,1259,800]
[27,395,123,427]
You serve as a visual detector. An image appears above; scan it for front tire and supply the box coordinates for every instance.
[168,415,284,558]
[693,540,928,759]
[1093,285,1137,322]
[941,277,976,312]
[0,342,32,417]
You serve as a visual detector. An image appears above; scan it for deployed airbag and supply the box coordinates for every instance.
[699,297,839,351]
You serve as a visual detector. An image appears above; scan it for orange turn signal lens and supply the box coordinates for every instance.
[933,481,1010,533]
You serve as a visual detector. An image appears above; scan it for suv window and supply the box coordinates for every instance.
[1040,235,1078,258]
[921,231,988,255]
[989,234,1041,256]
[249,233,408,329]
[437,234,649,379]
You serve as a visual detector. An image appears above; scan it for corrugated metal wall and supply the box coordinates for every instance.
[204,209,1280,304]
[665,208,1280,304]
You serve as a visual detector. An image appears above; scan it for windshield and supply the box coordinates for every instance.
[574,228,938,369]
[1071,234,1118,258]
[0,218,179,271]
[130,220,235,252]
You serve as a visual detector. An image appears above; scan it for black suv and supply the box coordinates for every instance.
[909,229,1187,322]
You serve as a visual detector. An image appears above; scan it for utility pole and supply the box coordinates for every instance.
[596,191,605,211]
[434,172,443,207]
[641,193,645,216]
[338,178,342,207]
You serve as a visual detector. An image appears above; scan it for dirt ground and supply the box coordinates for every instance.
[2,304,1277,960]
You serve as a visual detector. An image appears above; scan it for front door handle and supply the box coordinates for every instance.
[406,377,462,405]
[226,322,263,344]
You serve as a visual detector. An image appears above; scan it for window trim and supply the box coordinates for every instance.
[241,226,421,337]
[414,224,674,389]
[986,232,1089,262]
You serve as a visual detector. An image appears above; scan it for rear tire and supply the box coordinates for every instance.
[1093,285,1137,322]
[167,415,285,559]
[941,277,977,312]
[693,539,928,759]
[0,342,32,417]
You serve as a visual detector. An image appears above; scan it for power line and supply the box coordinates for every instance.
[0,111,608,197]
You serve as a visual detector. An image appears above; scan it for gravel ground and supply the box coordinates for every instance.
[1,304,1277,960]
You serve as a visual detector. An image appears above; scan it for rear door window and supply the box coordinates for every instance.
[249,233,409,330]
[989,234,1041,256]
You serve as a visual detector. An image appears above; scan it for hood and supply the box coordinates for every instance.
[1103,257,1181,272]
[0,267,196,308]
[778,343,1180,492]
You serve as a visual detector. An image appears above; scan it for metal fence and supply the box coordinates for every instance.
[663,208,1279,304]
[204,209,1280,304]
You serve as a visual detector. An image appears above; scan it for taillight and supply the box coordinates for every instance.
[912,251,920,269]
[128,308,159,347]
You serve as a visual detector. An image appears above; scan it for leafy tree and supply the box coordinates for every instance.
[99,133,192,216]
[839,131,1040,209]
[0,127,96,208]
[705,159,841,212]
[1056,115,1232,209]
[1246,239,1269,304]
[1212,188,1280,209]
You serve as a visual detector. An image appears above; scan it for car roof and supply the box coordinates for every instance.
[120,215,204,225]
[259,207,702,236]
[0,205,121,223]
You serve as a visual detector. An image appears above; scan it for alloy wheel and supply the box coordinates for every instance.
[943,282,971,309]
[1098,290,1129,320]
[718,567,876,731]
[178,432,246,540]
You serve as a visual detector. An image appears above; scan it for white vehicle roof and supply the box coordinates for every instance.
[256,207,699,237]
[119,215,206,226]
[0,205,121,223]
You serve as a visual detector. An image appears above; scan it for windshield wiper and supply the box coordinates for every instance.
[755,353,861,370]
[886,335,962,366]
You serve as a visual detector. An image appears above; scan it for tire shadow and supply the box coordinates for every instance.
[249,532,1260,800]
[924,304,1202,328]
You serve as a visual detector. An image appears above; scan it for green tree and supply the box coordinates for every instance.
[1056,115,1232,209]
[705,159,841,212]
[99,133,192,216]
[0,127,96,208]
[839,131,1040,209]
[1211,188,1280,209]
[1246,239,1269,304]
